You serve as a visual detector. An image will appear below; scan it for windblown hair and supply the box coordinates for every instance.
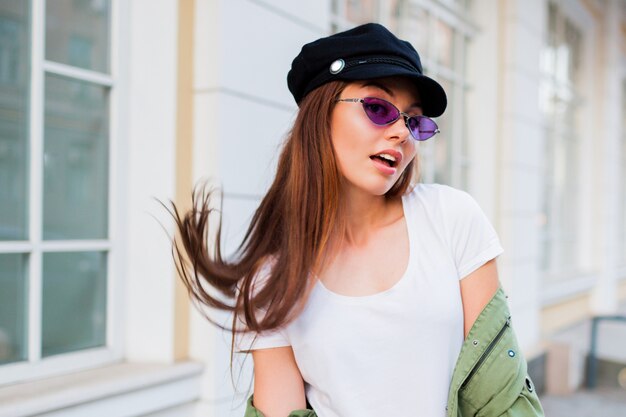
[170,80,419,358]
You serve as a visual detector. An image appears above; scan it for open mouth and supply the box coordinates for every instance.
[370,154,398,168]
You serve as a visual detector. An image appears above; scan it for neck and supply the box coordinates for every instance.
[338,186,403,247]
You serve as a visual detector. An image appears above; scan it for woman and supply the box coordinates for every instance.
[172,23,544,417]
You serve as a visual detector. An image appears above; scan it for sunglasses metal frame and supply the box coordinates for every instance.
[335,96,440,141]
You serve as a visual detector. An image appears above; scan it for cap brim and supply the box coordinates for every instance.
[335,65,447,118]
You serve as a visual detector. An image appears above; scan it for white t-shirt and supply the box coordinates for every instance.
[234,183,504,417]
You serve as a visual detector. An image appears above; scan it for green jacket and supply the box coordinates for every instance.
[244,286,545,417]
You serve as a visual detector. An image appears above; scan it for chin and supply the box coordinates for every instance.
[352,179,400,197]
[341,167,407,196]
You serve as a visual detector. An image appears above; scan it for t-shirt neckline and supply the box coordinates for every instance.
[314,190,417,301]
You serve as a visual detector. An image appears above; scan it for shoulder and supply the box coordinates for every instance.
[236,255,278,298]
[405,183,496,248]
[404,182,476,212]
[405,181,468,197]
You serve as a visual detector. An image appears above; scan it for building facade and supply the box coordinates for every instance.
[0,0,625,416]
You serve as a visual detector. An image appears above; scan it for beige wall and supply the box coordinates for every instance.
[173,0,196,361]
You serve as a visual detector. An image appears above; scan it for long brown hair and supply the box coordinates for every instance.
[170,80,419,355]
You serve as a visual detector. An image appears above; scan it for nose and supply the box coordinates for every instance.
[385,115,410,143]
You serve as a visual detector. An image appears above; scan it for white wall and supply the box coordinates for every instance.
[188,0,626,409]
[590,0,624,314]
[190,1,330,415]
[467,0,546,352]
[124,0,179,362]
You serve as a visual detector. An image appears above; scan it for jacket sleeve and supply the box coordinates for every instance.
[448,286,544,417]
[457,319,545,417]
[244,394,318,417]
[496,377,545,417]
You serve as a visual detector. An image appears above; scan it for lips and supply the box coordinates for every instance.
[369,149,403,168]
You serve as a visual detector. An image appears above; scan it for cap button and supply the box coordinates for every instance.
[329,59,345,74]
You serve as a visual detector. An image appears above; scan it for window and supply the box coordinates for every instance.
[618,80,626,266]
[330,0,474,189]
[331,0,380,27]
[0,0,32,369]
[539,2,585,279]
[0,0,116,384]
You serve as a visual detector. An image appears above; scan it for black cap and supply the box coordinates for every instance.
[287,23,447,117]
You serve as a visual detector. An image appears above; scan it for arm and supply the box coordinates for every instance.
[459,258,500,339]
[251,346,307,417]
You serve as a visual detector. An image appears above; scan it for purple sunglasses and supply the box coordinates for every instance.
[335,96,440,141]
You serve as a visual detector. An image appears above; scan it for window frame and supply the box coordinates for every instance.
[621,78,626,268]
[329,0,477,189]
[0,0,126,386]
[538,0,597,293]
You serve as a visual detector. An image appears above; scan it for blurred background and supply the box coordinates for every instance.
[0,0,625,416]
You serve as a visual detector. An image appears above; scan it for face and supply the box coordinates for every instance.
[330,76,421,197]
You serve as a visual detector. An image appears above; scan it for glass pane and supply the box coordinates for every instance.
[398,7,429,63]
[45,0,111,73]
[434,19,455,69]
[433,79,453,185]
[387,0,407,34]
[42,251,107,357]
[43,74,109,240]
[454,0,468,9]
[346,0,379,24]
[621,81,626,265]
[539,2,586,279]
[459,83,469,189]
[459,161,468,190]
[0,0,30,240]
[540,135,555,273]
[564,20,582,84]
[0,253,28,365]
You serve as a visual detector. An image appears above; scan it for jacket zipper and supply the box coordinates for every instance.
[460,316,511,390]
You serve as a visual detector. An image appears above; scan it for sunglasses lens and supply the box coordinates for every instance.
[361,97,399,125]
[408,116,439,140]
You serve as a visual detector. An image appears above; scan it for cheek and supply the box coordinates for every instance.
[330,113,364,163]
[330,118,346,161]
[402,142,418,168]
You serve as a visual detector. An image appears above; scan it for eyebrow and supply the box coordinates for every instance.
[360,81,422,109]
